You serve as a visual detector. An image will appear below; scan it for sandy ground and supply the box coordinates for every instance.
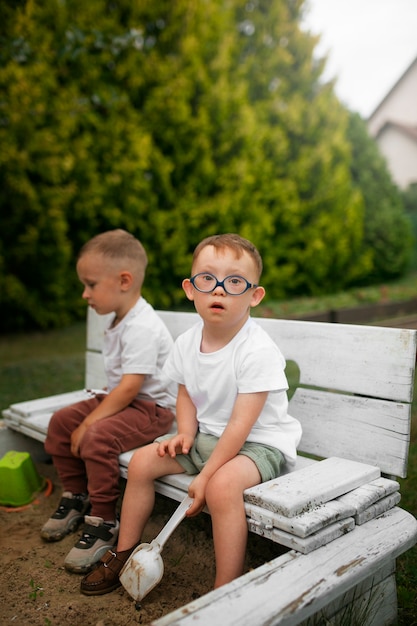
[0,460,286,626]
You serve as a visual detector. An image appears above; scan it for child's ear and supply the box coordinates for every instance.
[120,271,133,291]
[250,285,266,308]
[182,278,195,301]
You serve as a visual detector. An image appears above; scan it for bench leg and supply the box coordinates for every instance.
[0,427,50,463]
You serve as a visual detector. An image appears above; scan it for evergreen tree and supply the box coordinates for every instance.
[0,0,405,330]
[347,112,412,282]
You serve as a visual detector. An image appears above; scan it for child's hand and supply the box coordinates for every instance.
[70,423,88,457]
[187,473,209,516]
[157,434,194,458]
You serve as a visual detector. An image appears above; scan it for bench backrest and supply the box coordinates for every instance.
[85,308,417,479]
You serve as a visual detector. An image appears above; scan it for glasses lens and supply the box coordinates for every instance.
[224,276,248,294]
[193,273,217,292]
[191,273,250,294]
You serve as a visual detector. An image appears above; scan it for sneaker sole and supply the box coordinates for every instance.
[64,544,116,574]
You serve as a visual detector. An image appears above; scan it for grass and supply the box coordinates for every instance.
[1,277,417,624]
[257,271,417,318]
[0,323,86,408]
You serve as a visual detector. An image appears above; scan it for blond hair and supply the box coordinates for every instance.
[78,229,148,287]
[192,234,263,279]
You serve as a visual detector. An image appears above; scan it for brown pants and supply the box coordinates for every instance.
[44,395,174,520]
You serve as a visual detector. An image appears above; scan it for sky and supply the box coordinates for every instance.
[301,0,417,118]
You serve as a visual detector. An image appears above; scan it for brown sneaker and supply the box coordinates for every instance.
[80,547,135,596]
[41,492,90,542]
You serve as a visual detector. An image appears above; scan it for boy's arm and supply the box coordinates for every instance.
[187,391,268,513]
[70,373,144,456]
[158,384,198,458]
[176,384,199,439]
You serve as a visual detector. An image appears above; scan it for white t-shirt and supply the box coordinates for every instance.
[164,317,302,465]
[103,297,177,411]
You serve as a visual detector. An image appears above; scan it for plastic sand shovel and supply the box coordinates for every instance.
[119,495,193,602]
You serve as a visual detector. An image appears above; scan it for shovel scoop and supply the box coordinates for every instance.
[119,495,193,602]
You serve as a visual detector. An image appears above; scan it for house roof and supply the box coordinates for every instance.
[367,56,417,122]
[376,121,417,144]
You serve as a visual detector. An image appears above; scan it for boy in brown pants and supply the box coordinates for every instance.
[41,229,176,573]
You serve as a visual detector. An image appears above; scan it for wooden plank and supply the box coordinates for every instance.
[292,388,411,478]
[7,390,93,418]
[155,310,200,340]
[244,458,380,517]
[3,411,51,435]
[4,421,47,444]
[337,477,400,513]
[355,492,401,525]
[85,351,107,389]
[86,309,417,402]
[255,318,417,402]
[151,507,417,626]
[86,308,111,351]
[245,499,356,538]
[248,517,355,554]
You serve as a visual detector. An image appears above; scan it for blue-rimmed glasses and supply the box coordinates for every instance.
[189,273,258,296]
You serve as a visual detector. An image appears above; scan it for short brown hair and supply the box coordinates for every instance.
[78,229,148,287]
[192,234,263,279]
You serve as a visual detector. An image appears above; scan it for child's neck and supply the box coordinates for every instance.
[200,316,249,353]
[112,293,141,327]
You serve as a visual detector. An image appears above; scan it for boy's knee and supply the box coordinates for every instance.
[48,408,65,432]
[127,443,163,479]
[44,410,66,450]
[78,423,111,459]
[129,443,152,468]
[205,473,231,506]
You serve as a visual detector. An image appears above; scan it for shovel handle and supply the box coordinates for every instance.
[154,495,193,548]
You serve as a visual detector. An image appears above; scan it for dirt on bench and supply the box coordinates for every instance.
[0,461,287,626]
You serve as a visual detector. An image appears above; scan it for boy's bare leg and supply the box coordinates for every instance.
[206,455,261,588]
[80,442,185,596]
[116,443,185,551]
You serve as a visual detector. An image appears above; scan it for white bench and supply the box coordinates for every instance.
[3,308,417,625]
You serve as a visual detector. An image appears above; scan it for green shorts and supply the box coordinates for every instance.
[155,431,285,483]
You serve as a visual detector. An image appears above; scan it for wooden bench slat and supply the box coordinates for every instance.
[255,318,417,402]
[291,388,411,477]
[245,498,356,538]
[85,352,107,390]
[151,506,417,626]
[301,562,397,626]
[8,390,94,417]
[244,457,380,517]
[355,492,401,525]
[248,516,356,554]
[337,477,400,513]
[3,410,52,433]
[156,312,417,402]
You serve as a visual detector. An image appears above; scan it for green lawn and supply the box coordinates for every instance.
[0,322,86,408]
[0,301,416,624]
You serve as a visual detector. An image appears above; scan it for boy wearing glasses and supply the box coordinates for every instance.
[80,233,302,596]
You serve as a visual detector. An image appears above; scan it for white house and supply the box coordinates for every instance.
[367,56,417,189]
